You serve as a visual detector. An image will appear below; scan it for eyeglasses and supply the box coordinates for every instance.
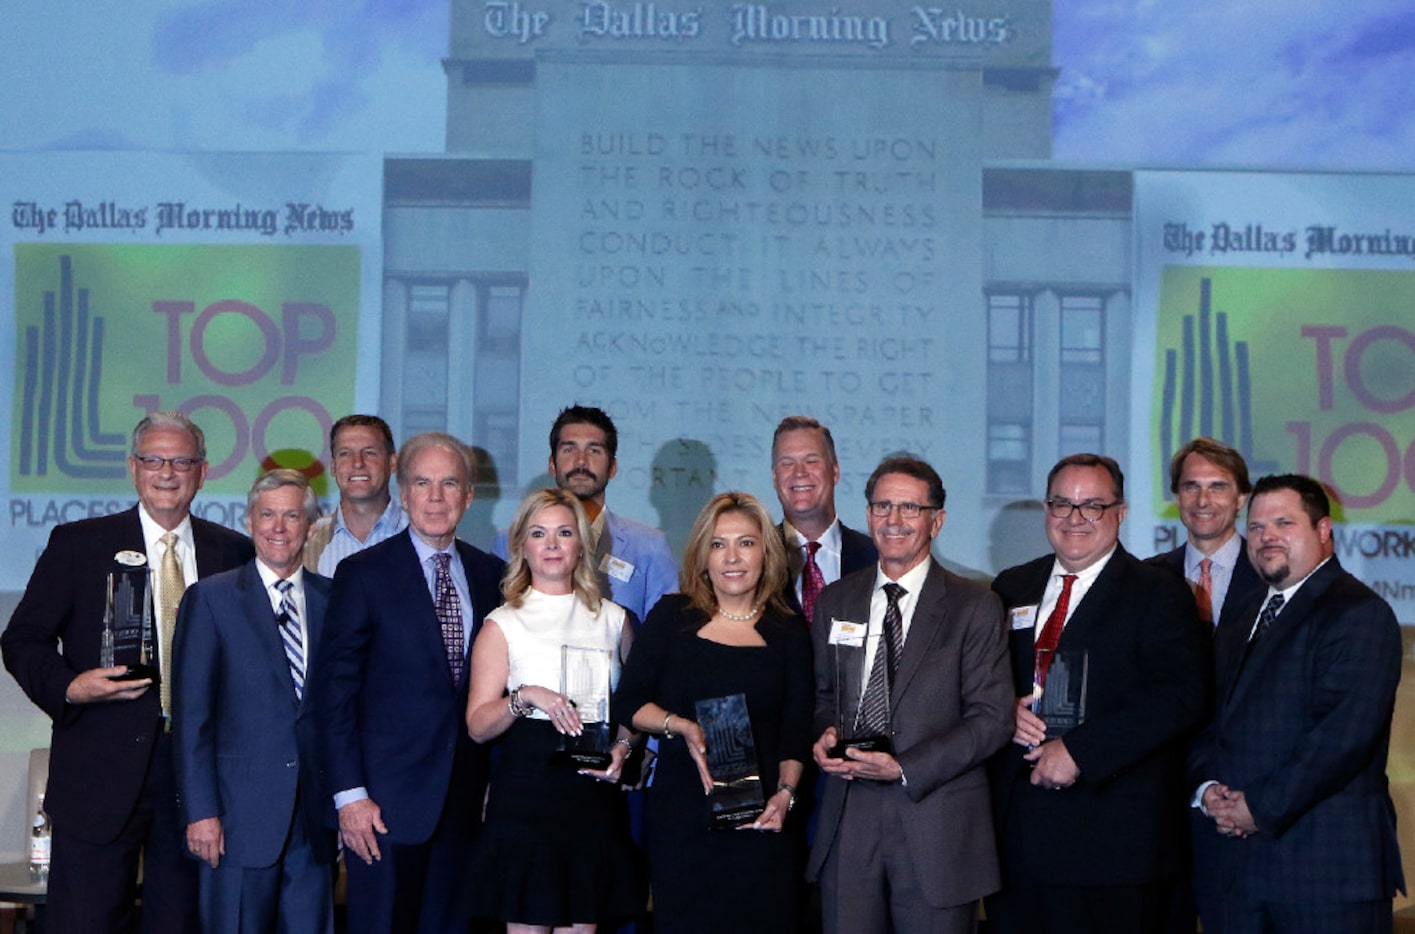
[867,501,938,519]
[132,454,204,473]
[1045,498,1121,522]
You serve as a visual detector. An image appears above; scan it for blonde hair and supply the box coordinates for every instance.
[500,488,601,611]
[679,492,791,618]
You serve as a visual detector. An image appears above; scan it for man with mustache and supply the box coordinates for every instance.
[498,405,676,623]
[303,415,407,575]
[1189,474,1403,933]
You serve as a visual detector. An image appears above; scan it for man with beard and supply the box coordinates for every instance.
[1189,474,1403,933]
[498,405,676,622]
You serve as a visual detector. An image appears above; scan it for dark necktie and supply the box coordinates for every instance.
[1195,558,1214,625]
[275,579,305,701]
[1034,574,1077,691]
[1251,592,1285,642]
[801,541,826,626]
[857,582,905,734]
[433,552,465,685]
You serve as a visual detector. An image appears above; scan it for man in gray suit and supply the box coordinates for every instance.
[808,455,1014,933]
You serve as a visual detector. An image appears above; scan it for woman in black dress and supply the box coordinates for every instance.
[465,488,643,933]
[612,491,813,933]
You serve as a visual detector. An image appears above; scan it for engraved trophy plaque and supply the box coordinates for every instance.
[695,693,764,829]
[550,645,614,769]
[101,568,158,681]
[828,631,892,757]
[1035,649,1089,738]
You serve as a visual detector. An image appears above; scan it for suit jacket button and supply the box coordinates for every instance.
[286,760,296,768]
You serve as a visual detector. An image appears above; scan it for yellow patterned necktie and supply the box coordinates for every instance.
[157,531,185,720]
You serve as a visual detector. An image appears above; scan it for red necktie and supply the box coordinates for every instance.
[801,541,825,626]
[1034,574,1077,690]
[1195,558,1214,625]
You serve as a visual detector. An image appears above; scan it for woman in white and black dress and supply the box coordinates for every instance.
[466,487,643,933]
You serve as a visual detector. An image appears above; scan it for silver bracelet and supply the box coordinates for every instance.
[507,685,533,718]
[613,737,634,750]
[662,712,675,739]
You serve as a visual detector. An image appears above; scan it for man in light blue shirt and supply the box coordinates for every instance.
[303,414,407,575]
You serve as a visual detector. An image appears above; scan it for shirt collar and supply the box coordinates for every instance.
[873,553,932,595]
[1185,530,1241,575]
[1048,543,1118,587]
[784,517,842,554]
[255,559,303,591]
[137,504,194,553]
[331,497,404,536]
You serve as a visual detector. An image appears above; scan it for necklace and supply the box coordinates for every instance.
[716,603,762,622]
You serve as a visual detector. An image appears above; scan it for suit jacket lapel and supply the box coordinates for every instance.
[237,562,297,705]
[391,531,455,686]
[1055,546,1129,652]
[1223,559,1340,710]
[301,576,330,710]
[892,561,945,702]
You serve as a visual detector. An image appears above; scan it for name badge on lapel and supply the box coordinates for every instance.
[828,618,866,647]
[602,554,635,583]
[1009,605,1039,631]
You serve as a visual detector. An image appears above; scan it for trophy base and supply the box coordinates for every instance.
[828,734,893,757]
[549,748,613,770]
[110,663,159,683]
[709,800,764,830]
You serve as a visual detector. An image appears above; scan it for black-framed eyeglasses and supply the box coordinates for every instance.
[132,455,204,473]
[867,500,938,519]
[1045,498,1120,522]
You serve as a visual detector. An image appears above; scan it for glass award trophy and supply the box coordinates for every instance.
[550,645,614,769]
[695,693,764,829]
[828,631,892,757]
[1035,649,1089,738]
[101,568,158,681]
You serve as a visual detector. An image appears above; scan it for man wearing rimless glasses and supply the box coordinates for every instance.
[3,411,253,932]
[986,453,1208,934]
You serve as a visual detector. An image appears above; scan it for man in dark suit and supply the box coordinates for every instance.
[1146,437,1265,933]
[771,415,877,623]
[1147,437,1264,629]
[1189,474,1403,933]
[174,469,337,933]
[2,411,253,932]
[309,431,505,933]
[987,453,1208,934]
[808,455,1013,933]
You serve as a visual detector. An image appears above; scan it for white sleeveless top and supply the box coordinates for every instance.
[488,588,626,722]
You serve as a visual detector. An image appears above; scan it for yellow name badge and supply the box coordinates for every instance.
[828,618,867,647]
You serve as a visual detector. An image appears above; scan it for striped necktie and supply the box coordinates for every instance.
[275,579,305,701]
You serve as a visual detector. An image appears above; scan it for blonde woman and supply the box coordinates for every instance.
[466,488,642,933]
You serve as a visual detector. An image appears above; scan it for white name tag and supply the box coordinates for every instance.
[604,554,635,584]
[828,618,867,646]
[1009,605,1039,631]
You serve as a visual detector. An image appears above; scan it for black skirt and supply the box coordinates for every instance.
[466,718,644,926]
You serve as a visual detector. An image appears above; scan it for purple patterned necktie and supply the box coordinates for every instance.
[432,552,465,685]
[801,541,826,626]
